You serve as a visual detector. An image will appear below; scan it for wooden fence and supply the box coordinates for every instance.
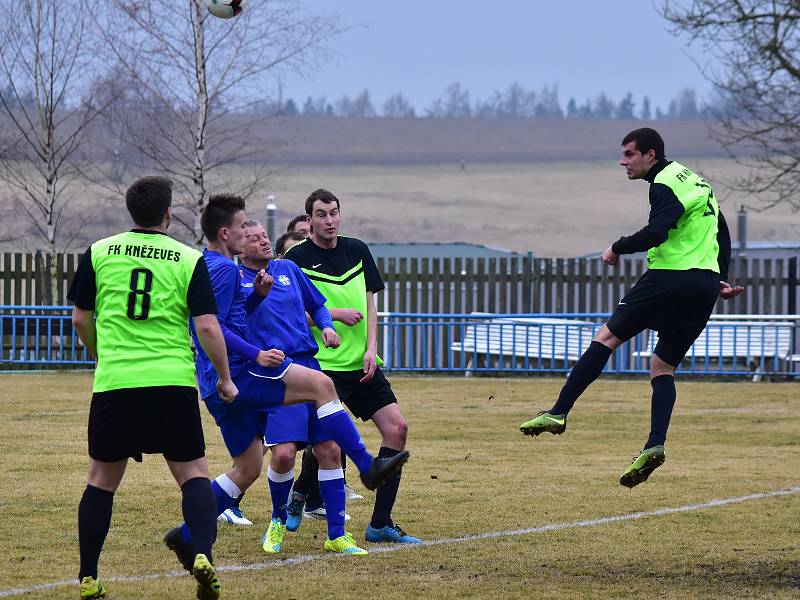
[0,251,797,315]
[375,255,798,316]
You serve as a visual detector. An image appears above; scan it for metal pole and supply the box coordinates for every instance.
[737,204,747,253]
[266,194,277,243]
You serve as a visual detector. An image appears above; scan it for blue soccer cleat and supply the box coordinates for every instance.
[364,523,422,544]
[285,491,306,532]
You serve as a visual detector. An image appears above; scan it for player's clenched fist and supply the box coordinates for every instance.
[253,269,274,297]
[217,378,239,403]
[257,348,285,367]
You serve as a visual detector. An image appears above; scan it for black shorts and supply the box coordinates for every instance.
[324,367,398,421]
[88,386,205,463]
[606,269,720,367]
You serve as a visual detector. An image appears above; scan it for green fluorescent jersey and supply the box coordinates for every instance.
[284,236,385,372]
[89,231,202,392]
[647,161,720,272]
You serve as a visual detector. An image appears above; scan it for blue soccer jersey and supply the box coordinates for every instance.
[192,249,258,399]
[240,259,333,357]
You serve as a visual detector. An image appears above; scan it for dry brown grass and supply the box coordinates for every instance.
[0,373,798,599]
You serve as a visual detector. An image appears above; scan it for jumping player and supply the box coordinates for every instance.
[520,128,743,487]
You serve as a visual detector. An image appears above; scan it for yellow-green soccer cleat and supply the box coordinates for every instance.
[192,553,220,600]
[261,517,286,554]
[79,576,107,599]
[619,445,666,488]
[324,532,368,555]
[519,411,567,436]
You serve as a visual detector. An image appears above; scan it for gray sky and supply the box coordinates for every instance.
[281,0,714,113]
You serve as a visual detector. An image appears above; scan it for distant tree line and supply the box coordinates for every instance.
[249,82,716,120]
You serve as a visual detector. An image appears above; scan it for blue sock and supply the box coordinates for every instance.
[317,401,373,473]
[267,466,294,522]
[318,468,346,540]
[180,474,241,543]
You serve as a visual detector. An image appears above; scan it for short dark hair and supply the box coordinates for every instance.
[125,176,172,227]
[287,214,309,232]
[305,189,340,216]
[275,231,306,256]
[621,127,665,160]
[201,193,246,242]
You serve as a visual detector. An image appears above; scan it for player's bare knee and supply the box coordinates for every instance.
[382,417,408,448]
[270,446,295,472]
[312,441,341,467]
[311,372,337,402]
[650,356,675,380]
[593,326,621,350]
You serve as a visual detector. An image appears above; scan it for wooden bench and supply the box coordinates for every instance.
[450,316,600,372]
[632,320,796,380]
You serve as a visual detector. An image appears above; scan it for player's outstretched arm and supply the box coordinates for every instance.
[193,313,238,402]
[72,307,98,360]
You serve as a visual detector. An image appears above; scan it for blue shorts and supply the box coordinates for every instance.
[265,354,330,449]
[203,358,293,457]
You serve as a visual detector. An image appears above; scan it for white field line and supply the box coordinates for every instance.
[2,485,798,598]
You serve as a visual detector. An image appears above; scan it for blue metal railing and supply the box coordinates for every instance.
[0,305,93,367]
[1,307,797,378]
[378,312,799,378]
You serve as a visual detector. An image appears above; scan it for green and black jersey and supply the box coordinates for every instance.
[612,159,732,280]
[284,236,384,371]
[68,230,217,393]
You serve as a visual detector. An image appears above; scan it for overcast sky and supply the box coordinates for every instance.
[280,0,714,113]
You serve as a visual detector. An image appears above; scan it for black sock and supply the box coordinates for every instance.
[233,488,245,508]
[645,374,676,449]
[295,446,320,502]
[550,341,612,415]
[78,485,114,581]
[181,477,217,563]
[370,447,403,529]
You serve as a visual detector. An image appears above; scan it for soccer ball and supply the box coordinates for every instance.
[206,0,243,19]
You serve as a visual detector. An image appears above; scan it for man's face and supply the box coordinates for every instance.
[243,224,272,262]
[619,141,656,180]
[309,200,341,242]
[291,219,311,238]
[221,210,248,255]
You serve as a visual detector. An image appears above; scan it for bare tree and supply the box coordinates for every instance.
[383,92,415,118]
[661,1,800,211]
[94,0,341,244]
[0,0,110,301]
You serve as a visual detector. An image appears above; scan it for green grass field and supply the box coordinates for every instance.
[0,373,797,599]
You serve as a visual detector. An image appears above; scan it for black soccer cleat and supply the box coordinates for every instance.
[164,526,196,573]
[360,450,410,491]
